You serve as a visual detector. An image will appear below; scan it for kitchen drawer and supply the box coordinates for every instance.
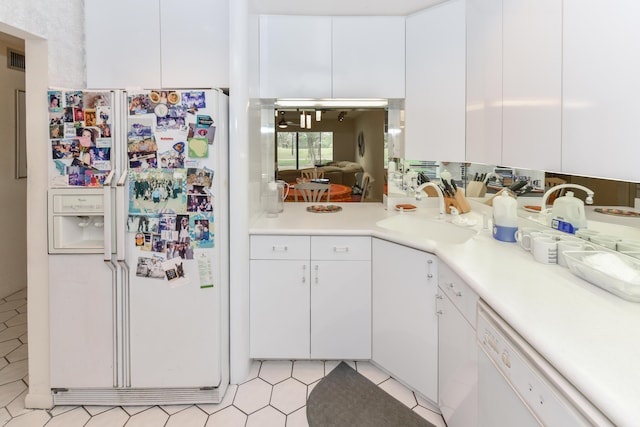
[51,191,104,214]
[439,262,479,327]
[311,236,371,261]
[250,235,310,260]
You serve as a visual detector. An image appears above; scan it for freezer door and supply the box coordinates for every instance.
[49,255,116,388]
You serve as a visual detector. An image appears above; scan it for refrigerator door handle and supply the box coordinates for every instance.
[103,170,116,262]
[116,171,128,262]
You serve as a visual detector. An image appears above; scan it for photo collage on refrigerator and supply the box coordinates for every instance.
[48,90,113,187]
[126,90,217,284]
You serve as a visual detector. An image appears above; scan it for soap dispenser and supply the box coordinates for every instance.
[550,191,586,233]
[492,191,518,242]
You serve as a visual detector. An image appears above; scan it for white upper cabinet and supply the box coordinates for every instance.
[405,0,466,162]
[562,0,640,182]
[259,15,333,99]
[86,0,229,89]
[332,17,405,98]
[259,15,405,99]
[160,0,229,89]
[502,0,562,172]
[465,0,503,166]
[86,0,162,89]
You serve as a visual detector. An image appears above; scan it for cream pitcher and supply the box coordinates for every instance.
[266,180,290,216]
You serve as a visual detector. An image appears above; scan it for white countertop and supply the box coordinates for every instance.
[250,201,640,427]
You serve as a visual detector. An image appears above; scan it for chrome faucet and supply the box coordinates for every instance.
[415,182,445,219]
[540,183,595,211]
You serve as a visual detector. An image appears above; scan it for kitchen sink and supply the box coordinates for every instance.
[376,214,479,244]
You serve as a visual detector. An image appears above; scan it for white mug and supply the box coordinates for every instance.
[532,237,558,264]
[515,227,539,251]
[557,240,594,267]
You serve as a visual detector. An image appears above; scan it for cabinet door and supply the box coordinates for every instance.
[49,255,115,388]
[259,15,332,98]
[502,0,561,171]
[437,291,478,427]
[562,0,640,181]
[372,238,438,402]
[405,0,466,162]
[250,260,310,359]
[466,0,502,165]
[332,17,406,98]
[160,0,229,89]
[86,0,161,89]
[311,260,371,359]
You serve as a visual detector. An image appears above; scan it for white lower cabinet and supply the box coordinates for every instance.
[372,238,438,403]
[437,262,479,427]
[250,235,371,359]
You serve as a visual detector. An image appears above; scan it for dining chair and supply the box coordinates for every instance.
[295,182,330,202]
[301,168,325,180]
[360,172,374,202]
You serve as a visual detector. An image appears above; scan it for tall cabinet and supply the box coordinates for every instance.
[405,0,466,162]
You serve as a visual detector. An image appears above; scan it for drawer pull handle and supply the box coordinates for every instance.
[455,291,463,297]
[272,245,288,252]
[448,282,455,289]
[427,273,433,278]
[333,246,350,253]
[302,264,306,283]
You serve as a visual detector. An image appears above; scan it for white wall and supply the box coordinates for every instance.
[0,0,85,409]
[0,36,27,299]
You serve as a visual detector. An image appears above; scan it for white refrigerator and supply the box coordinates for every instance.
[47,89,229,405]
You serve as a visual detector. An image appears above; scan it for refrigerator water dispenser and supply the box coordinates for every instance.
[48,189,107,254]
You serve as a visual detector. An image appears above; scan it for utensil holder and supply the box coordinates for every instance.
[453,189,471,213]
[466,181,487,198]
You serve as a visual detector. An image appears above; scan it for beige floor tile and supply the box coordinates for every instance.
[0,325,28,343]
[259,360,292,385]
[4,410,50,427]
[233,378,272,414]
[5,313,27,328]
[286,406,309,427]
[84,407,129,427]
[356,361,391,385]
[292,361,324,385]
[46,407,90,427]
[160,404,191,415]
[0,360,28,387]
[205,406,247,427]
[414,406,447,427]
[246,405,286,427]
[125,407,168,427]
[165,405,207,427]
[0,381,26,408]
[5,290,26,301]
[270,378,306,415]
[6,344,27,363]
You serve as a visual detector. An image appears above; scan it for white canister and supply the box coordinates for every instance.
[492,192,518,242]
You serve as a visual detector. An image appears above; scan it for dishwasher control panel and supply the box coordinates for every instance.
[477,302,613,427]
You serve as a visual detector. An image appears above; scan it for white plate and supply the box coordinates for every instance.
[395,204,417,212]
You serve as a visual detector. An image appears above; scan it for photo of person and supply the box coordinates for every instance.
[181,91,206,111]
[77,127,98,147]
[62,107,74,122]
[66,91,82,108]
[129,169,187,214]
[84,109,97,126]
[186,168,214,189]
[51,139,78,160]
[136,256,165,279]
[129,93,151,115]
[48,91,62,112]
[187,195,213,213]
[177,215,190,243]
[191,215,213,249]
[84,92,111,108]
[74,108,84,122]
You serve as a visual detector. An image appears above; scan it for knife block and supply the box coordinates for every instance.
[444,189,471,214]
[466,181,487,198]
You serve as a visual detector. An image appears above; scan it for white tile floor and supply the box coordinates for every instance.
[1,289,446,426]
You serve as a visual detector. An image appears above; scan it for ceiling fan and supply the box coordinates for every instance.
[277,111,301,129]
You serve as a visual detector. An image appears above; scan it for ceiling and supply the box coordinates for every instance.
[249,0,445,16]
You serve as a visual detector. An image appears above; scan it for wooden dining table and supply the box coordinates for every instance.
[285,183,353,202]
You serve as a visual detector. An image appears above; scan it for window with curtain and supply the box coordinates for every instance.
[277,132,334,170]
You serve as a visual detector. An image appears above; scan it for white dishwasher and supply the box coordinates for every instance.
[477,301,613,427]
